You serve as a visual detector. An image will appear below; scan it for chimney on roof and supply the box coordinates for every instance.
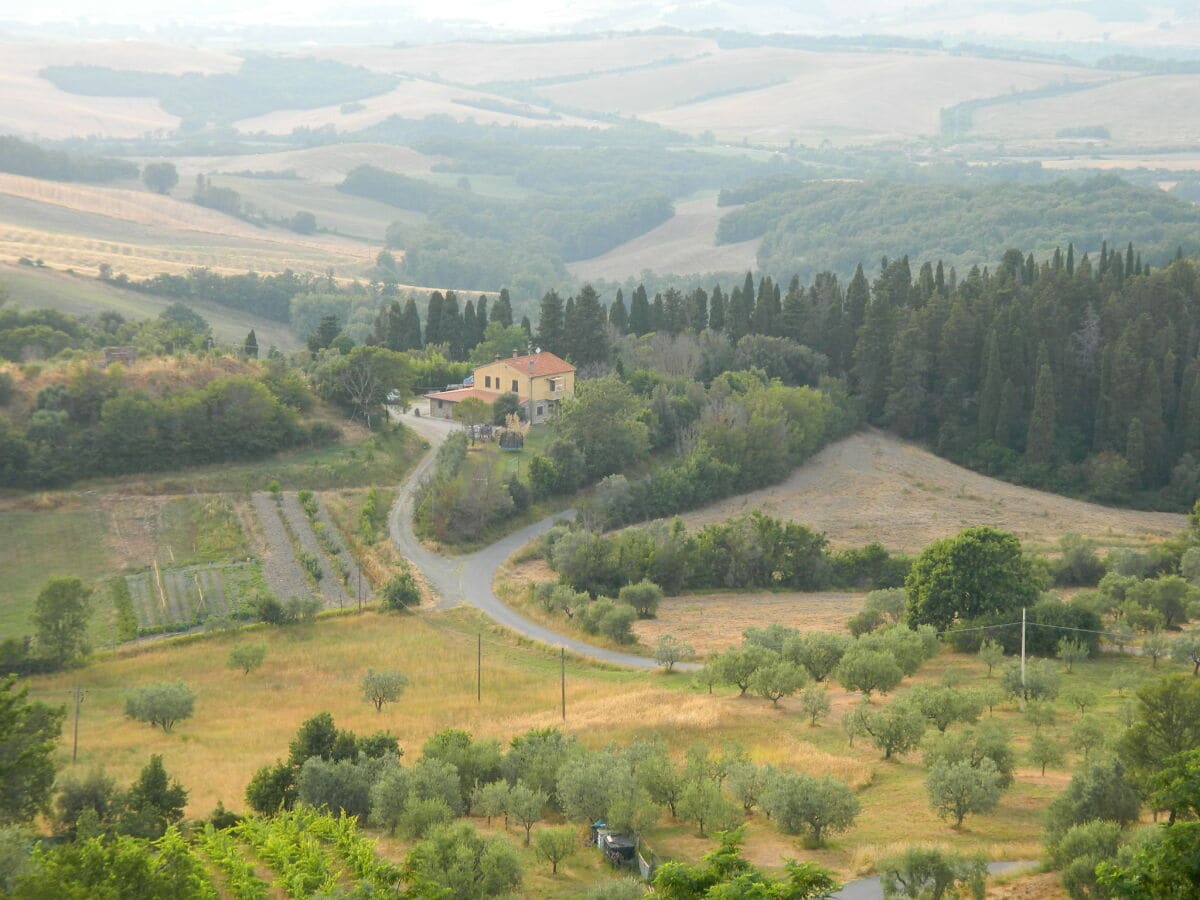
[512,349,518,358]
[493,354,500,362]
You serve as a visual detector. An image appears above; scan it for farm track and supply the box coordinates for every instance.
[389,411,680,670]
[249,493,316,603]
[278,492,353,608]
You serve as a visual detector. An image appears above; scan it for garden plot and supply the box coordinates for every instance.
[279,491,354,608]
[250,492,316,601]
[124,562,260,631]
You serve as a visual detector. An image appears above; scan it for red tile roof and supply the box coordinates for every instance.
[425,387,501,403]
[500,351,575,377]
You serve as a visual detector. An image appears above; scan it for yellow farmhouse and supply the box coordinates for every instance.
[426,350,575,425]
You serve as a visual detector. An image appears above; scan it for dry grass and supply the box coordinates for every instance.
[536,48,1106,146]
[681,430,1186,554]
[973,75,1200,148]
[0,354,261,422]
[567,195,761,281]
[310,35,718,86]
[1041,155,1200,172]
[0,173,377,278]
[148,143,443,186]
[633,591,864,657]
[234,78,599,136]
[0,263,302,350]
[0,40,239,140]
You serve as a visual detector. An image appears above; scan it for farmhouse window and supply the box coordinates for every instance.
[548,378,558,393]
[512,379,519,392]
[484,375,491,388]
[537,405,545,416]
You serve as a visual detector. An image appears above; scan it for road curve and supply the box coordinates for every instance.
[388,411,677,670]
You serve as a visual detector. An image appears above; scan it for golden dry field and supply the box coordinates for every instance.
[680,430,1187,554]
[0,172,378,279]
[0,263,303,350]
[149,143,443,185]
[632,591,866,657]
[311,34,719,85]
[536,49,1107,146]
[0,41,239,140]
[971,74,1200,149]
[234,78,599,136]
[567,196,762,281]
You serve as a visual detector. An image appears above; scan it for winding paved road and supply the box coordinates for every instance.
[388,410,678,670]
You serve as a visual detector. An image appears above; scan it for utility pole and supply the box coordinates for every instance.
[71,687,84,763]
[477,634,482,703]
[357,570,362,613]
[560,647,566,720]
[1020,607,1027,711]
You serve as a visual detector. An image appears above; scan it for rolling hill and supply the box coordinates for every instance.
[680,429,1187,555]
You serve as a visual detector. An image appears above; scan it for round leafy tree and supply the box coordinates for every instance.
[905,526,1040,630]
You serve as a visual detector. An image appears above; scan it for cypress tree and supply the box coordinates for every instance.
[400,297,422,350]
[708,284,727,332]
[752,276,777,335]
[243,329,258,358]
[425,291,445,346]
[651,293,665,332]
[994,378,1022,449]
[372,300,402,350]
[1026,363,1057,465]
[492,288,513,328]
[609,289,629,334]
[853,290,898,422]
[727,284,752,342]
[662,288,684,334]
[562,296,577,357]
[687,287,708,332]
[520,315,532,337]
[462,300,478,353]
[629,284,651,335]
[569,283,609,366]
[1066,243,1075,276]
[476,295,489,335]
[536,290,565,355]
[935,260,946,293]
[845,263,870,333]
[443,292,465,359]
[1126,242,1135,278]
[780,276,806,342]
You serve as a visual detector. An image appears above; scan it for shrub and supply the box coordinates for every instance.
[382,569,420,610]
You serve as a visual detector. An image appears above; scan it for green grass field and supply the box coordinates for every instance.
[77,425,427,495]
[0,504,116,644]
[0,262,303,351]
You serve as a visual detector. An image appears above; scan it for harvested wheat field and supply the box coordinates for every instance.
[0,173,377,278]
[568,196,761,281]
[681,430,1186,554]
[972,74,1200,149]
[151,143,443,185]
[542,48,1105,145]
[0,41,239,140]
[633,591,864,658]
[311,34,718,86]
[235,78,597,136]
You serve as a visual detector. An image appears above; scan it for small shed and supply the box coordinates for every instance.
[602,833,637,867]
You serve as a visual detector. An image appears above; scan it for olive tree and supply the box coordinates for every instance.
[619,580,663,618]
[533,825,577,874]
[124,682,195,733]
[227,642,267,675]
[761,771,860,847]
[749,659,808,706]
[654,635,695,672]
[506,781,547,846]
[362,669,408,712]
[925,759,1002,828]
[838,647,903,698]
[798,684,831,726]
[879,847,987,900]
[863,703,926,760]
